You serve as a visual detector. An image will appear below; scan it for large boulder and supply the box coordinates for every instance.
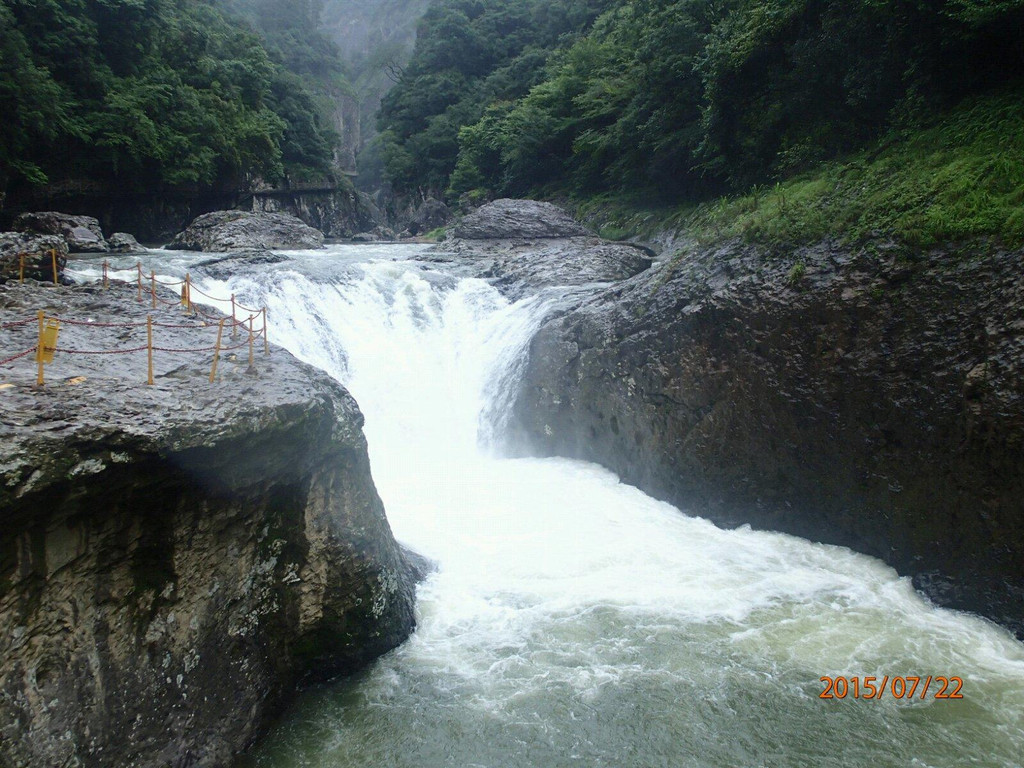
[351,225,398,243]
[194,249,292,280]
[484,240,651,296]
[0,279,418,767]
[431,237,653,298]
[169,210,325,252]
[15,211,109,253]
[0,232,68,284]
[107,232,143,253]
[453,199,591,239]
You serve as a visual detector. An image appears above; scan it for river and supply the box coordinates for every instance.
[72,244,1024,767]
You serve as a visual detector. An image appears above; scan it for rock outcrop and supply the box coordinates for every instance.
[170,211,325,252]
[351,225,397,243]
[510,238,1024,638]
[404,198,451,237]
[0,233,68,284]
[249,187,382,240]
[108,232,144,253]
[0,281,418,766]
[448,238,653,298]
[15,211,109,253]
[194,250,291,280]
[424,200,651,298]
[453,199,591,240]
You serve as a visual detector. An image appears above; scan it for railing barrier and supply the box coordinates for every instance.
[2,269,269,386]
[13,250,64,285]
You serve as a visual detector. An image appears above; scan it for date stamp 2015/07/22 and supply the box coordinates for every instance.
[819,676,963,700]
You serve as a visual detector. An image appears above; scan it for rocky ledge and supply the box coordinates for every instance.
[425,199,653,297]
[15,212,110,253]
[169,211,324,252]
[13,211,143,255]
[452,199,590,239]
[0,280,418,766]
[509,237,1024,638]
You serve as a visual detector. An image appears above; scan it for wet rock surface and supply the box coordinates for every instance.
[422,200,652,298]
[15,211,110,253]
[170,210,325,252]
[108,232,144,253]
[0,280,417,767]
[194,249,291,280]
[434,237,653,299]
[350,225,398,243]
[453,199,592,240]
[510,239,1024,638]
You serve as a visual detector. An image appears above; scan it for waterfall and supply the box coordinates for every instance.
[77,245,1024,767]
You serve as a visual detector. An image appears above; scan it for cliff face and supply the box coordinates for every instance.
[319,0,433,181]
[510,238,1024,637]
[248,186,381,239]
[0,282,417,766]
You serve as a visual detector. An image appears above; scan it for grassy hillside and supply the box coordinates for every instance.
[577,87,1024,251]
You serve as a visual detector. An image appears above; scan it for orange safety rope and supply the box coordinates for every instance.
[0,348,37,366]
[5,276,270,380]
[235,300,263,314]
[187,282,226,301]
[152,275,186,287]
[1,318,37,330]
[52,346,150,355]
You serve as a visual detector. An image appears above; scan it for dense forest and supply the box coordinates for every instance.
[3,0,1022,244]
[0,0,343,206]
[380,0,1024,243]
[377,0,618,194]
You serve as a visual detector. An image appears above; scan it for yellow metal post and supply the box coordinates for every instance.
[146,316,154,385]
[151,271,157,309]
[36,311,45,386]
[50,249,58,284]
[248,314,255,372]
[18,253,24,284]
[209,318,226,383]
[184,273,192,314]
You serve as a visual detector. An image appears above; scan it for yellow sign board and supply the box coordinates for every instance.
[40,319,59,364]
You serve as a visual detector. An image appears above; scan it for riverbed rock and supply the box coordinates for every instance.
[453,199,591,239]
[170,210,325,252]
[0,233,68,284]
[0,281,418,767]
[107,232,144,253]
[426,236,652,298]
[510,238,1024,638]
[194,249,291,279]
[14,211,109,253]
[351,225,398,243]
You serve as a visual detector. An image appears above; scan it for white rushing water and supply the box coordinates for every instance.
[74,246,1024,766]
